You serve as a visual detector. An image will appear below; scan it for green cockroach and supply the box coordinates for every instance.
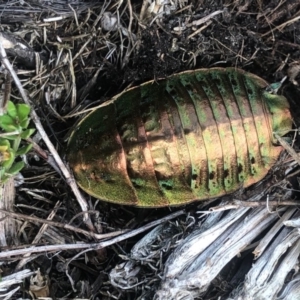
[67,68,292,207]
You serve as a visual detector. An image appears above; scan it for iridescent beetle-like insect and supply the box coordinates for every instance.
[67,68,292,207]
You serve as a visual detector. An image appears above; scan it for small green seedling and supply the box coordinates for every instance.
[0,101,35,183]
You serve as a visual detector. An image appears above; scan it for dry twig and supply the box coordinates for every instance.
[0,43,94,231]
[209,199,300,212]
[0,208,125,240]
[0,210,184,259]
[274,133,300,166]
[262,15,300,37]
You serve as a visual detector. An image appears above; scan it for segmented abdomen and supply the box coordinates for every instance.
[67,68,292,207]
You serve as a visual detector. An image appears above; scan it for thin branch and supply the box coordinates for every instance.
[209,199,300,212]
[274,133,300,166]
[189,10,223,27]
[0,43,94,231]
[0,208,125,240]
[262,14,300,37]
[0,209,185,259]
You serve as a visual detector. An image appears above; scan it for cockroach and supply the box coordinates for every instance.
[67,68,292,207]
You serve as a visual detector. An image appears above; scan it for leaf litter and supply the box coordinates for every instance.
[0,0,300,299]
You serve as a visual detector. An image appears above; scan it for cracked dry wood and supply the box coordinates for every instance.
[0,177,17,247]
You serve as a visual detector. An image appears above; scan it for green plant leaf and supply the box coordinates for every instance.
[0,138,11,148]
[4,135,18,141]
[2,149,15,169]
[0,168,7,183]
[0,139,12,165]
[16,144,33,156]
[7,101,17,118]
[16,104,30,127]
[20,128,35,139]
[0,102,32,183]
[0,115,19,132]
[7,161,25,176]
[20,118,30,129]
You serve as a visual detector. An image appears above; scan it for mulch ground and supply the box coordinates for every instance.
[0,0,300,299]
